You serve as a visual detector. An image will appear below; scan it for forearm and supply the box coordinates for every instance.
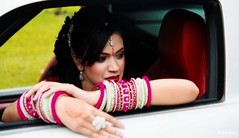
[2,101,22,122]
[1,90,100,123]
[150,79,199,106]
[71,85,100,106]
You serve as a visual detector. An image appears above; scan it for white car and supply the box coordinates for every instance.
[0,0,239,137]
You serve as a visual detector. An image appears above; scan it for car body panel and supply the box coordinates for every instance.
[0,0,239,137]
[1,94,239,138]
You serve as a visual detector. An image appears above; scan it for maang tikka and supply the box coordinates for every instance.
[109,36,115,55]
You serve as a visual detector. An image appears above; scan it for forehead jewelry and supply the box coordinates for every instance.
[109,36,115,55]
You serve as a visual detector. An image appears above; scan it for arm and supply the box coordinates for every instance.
[150,79,199,106]
[2,95,124,138]
[2,78,198,122]
[1,101,21,122]
[1,82,100,122]
[26,78,198,108]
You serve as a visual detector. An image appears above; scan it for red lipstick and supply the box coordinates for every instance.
[105,75,119,82]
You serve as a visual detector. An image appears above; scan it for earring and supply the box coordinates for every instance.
[79,70,84,81]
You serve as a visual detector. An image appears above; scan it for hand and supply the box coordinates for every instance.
[25,81,82,100]
[56,96,125,138]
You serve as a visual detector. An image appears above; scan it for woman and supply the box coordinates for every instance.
[2,5,199,138]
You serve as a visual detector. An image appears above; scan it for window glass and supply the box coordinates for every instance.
[119,5,205,37]
[0,7,80,89]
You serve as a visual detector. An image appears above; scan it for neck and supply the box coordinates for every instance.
[81,81,94,91]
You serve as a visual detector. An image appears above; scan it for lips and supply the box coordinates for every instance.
[105,75,119,82]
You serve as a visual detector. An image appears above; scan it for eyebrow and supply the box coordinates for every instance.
[101,48,125,55]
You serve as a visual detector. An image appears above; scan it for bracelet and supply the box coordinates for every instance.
[16,91,38,121]
[41,94,56,123]
[142,76,152,108]
[96,76,151,112]
[51,91,68,125]
[37,92,50,123]
[118,80,130,112]
[94,82,105,109]
[104,81,113,112]
[110,80,118,112]
[17,98,28,121]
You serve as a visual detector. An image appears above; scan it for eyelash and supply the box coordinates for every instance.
[116,52,124,59]
[97,52,125,63]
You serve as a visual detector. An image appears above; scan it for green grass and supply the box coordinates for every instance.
[0,7,80,89]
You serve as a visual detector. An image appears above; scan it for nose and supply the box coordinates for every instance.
[108,57,120,72]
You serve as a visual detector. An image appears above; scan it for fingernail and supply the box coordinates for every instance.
[25,93,29,97]
[119,122,125,128]
[33,96,37,101]
[119,133,125,138]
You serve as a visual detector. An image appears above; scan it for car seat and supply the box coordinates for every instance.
[146,9,208,99]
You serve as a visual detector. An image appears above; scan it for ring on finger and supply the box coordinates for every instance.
[92,116,106,131]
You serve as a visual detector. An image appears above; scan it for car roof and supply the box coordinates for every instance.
[0,0,43,16]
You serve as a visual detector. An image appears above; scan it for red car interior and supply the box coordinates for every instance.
[146,9,208,99]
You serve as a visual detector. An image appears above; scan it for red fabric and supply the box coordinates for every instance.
[39,57,58,82]
[146,9,208,99]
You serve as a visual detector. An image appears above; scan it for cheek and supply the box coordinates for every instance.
[86,64,106,78]
[119,58,125,77]
[120,60,125,72]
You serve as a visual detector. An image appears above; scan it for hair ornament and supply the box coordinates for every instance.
[67,23,74,52]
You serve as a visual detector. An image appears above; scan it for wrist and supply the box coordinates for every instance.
[74,88,100,106]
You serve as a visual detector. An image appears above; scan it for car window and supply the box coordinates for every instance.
[0,0,225,129]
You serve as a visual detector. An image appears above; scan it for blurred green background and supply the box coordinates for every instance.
[0,7,80,89]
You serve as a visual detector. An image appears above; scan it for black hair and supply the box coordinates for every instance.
[51,5,123,88]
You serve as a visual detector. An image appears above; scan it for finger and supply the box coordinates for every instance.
[75,127,99,138]
[87,124,123,138]
[32,84,51,100]
[78,112,101,132]
[100,112,124,129]
[82,118,99,132]
[43,83,74,97]
[25,81,46,97]
[42,88,59,98]
[74,123,107,138]
[95,130,114,138]
[103,126,124,138]
[90,131,108,138]
[31,81,60,99]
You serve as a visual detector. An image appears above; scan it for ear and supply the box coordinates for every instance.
[71,52,84,71]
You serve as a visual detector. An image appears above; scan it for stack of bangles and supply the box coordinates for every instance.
[94,76,152,112]
[16,76,152,124]
[17,90,68,125]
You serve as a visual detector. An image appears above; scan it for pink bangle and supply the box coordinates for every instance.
[37,93,50,123]
[51,91,67,126]
[16,98,28,121]
[94,82,105,109]
[118,80,130,112]
[142,76,152,108]
[17,91,38,121]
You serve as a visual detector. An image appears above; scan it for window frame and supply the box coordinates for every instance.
[0,0,225,129]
